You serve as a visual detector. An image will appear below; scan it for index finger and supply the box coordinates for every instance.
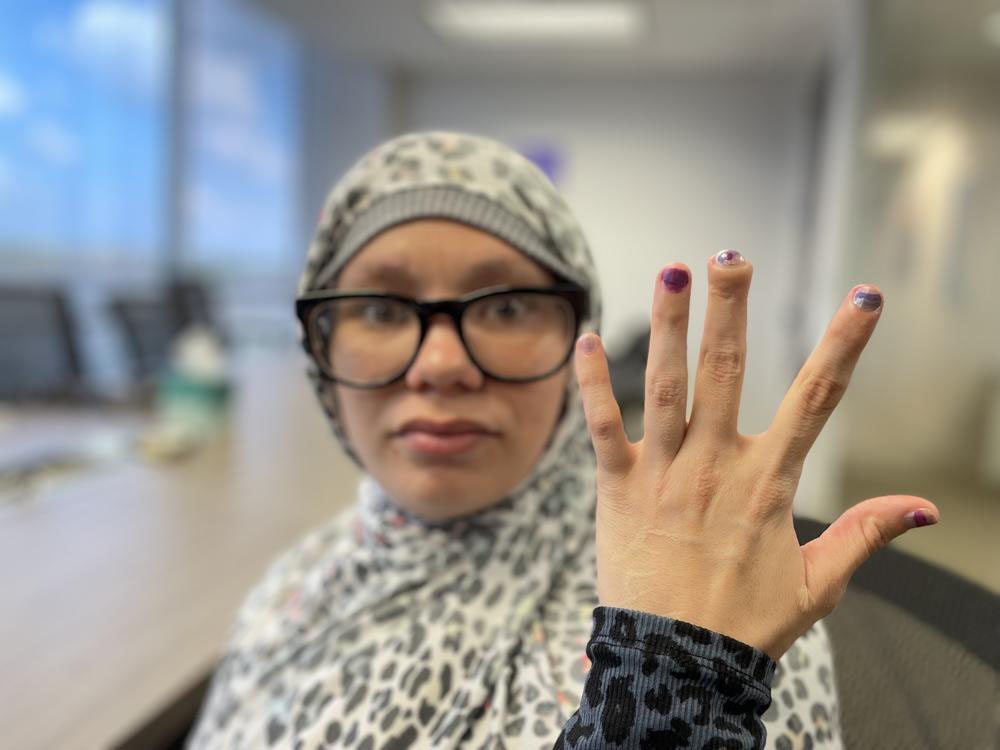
[762,285,883,479]
[575,333,634,475]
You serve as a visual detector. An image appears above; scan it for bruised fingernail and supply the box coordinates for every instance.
[904,509,937,528]
[715,249,745,266]
[578,334,598,354]
[852,286,882,312]
[661,267,689,293]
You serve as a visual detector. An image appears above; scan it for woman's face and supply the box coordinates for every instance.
[331,218,573,522]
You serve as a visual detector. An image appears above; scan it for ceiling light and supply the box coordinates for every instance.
[983,9,1000,46]
[426,1,644,45]
[866,114,932,158]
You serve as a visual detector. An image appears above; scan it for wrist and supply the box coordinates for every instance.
[590,605,777,699]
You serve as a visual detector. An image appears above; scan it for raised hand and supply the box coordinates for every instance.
[574,250,939,662]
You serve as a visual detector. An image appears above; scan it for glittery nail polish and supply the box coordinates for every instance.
[852,287,882,312]
[715,249,745,266]
[661,267,689,292]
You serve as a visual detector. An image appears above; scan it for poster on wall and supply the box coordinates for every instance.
[517,142,567,187]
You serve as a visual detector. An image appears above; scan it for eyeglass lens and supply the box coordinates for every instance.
[310,292,575,384]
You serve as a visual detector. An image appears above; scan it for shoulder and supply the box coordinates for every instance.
[225,508,355,650]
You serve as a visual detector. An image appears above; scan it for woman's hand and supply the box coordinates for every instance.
[574,250,940,662]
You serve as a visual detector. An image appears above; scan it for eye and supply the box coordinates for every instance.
[479,294,535,321]
[343,299,410,325]
[366,301,408,324]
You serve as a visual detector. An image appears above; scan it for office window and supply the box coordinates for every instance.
[182,0,300,278]
[0,0,168,271]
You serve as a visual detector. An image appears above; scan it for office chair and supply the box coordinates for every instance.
[0,285,86,402]
[107,278,222,387]
[795,516,1000,749]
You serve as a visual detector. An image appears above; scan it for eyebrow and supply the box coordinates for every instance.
[348,258,547,289]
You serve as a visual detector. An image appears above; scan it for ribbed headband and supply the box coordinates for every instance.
[299,132,599,300]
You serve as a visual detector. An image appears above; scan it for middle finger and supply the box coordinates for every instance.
[688,249,753,441]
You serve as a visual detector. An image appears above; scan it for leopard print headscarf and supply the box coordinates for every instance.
[186,132,843,749]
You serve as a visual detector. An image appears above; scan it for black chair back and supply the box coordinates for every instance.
[108,278,220,384]
[0,285,84,402]
[794,516,1000,748]
[108,296,183,383]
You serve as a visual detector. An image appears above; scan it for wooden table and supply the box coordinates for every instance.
[0,350,360,750]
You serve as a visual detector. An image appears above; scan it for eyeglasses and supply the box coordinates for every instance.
[296,284,588,388]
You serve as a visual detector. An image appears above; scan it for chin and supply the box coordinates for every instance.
[392,472,502,520]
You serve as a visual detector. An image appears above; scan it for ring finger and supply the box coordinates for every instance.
[762,284,883,481]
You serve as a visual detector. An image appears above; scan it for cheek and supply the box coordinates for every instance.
[507,379,569,444]
[334,388,385,448]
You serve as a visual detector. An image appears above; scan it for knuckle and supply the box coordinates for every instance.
[651,468,672,500]
[691,460,720,506]
[796,373,847,421]
[702,348,745,386]
[807,581,843,619]
[861,515,892,556]
[597,471,630,501]
[590,412,621,444]
[748,475,793,516]
[709,282,744,302]
[647,375,686,410]
[773,466,803,501]
[654,305,687,331]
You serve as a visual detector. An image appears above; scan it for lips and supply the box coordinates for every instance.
[397,418,495,436]
[395,418,497,456]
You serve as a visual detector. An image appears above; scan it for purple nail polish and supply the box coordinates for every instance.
[852,287,882,312]
[715,249,745,266]
[661,267,689,293]
[904,509,937,528]
[578,334,598,354]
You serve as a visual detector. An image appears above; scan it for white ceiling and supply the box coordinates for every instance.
[249,0,842,75]
[250,0,1000,78]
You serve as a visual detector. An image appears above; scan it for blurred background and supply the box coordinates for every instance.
[1,1,998,748]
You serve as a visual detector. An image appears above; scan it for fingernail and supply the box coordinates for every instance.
[715,249,745,266]
[661,267,689,293]
[903,509,938,528]
[852,286,882,312]
[578,334,598,354]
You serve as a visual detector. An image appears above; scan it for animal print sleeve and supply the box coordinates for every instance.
[555,606,778,749]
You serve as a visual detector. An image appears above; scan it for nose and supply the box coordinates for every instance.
[403,313,484,390]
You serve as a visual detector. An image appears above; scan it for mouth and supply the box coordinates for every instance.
[396,430,494,456]
[394,419,497,456]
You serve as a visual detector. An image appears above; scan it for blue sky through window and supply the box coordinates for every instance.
[0,0,167,263]
[184,0,299,275]
[0,0,299,275]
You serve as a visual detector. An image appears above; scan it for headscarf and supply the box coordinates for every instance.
[186,132,843,749]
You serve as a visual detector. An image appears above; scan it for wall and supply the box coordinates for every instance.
[300,51,397,252]
[844,73,1000,482]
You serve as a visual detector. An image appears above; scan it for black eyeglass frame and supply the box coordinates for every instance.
[296,283,590,389]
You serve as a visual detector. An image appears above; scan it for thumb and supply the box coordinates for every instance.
[801,495,940,612]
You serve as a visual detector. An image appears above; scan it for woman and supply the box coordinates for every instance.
[186,131,938,748]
